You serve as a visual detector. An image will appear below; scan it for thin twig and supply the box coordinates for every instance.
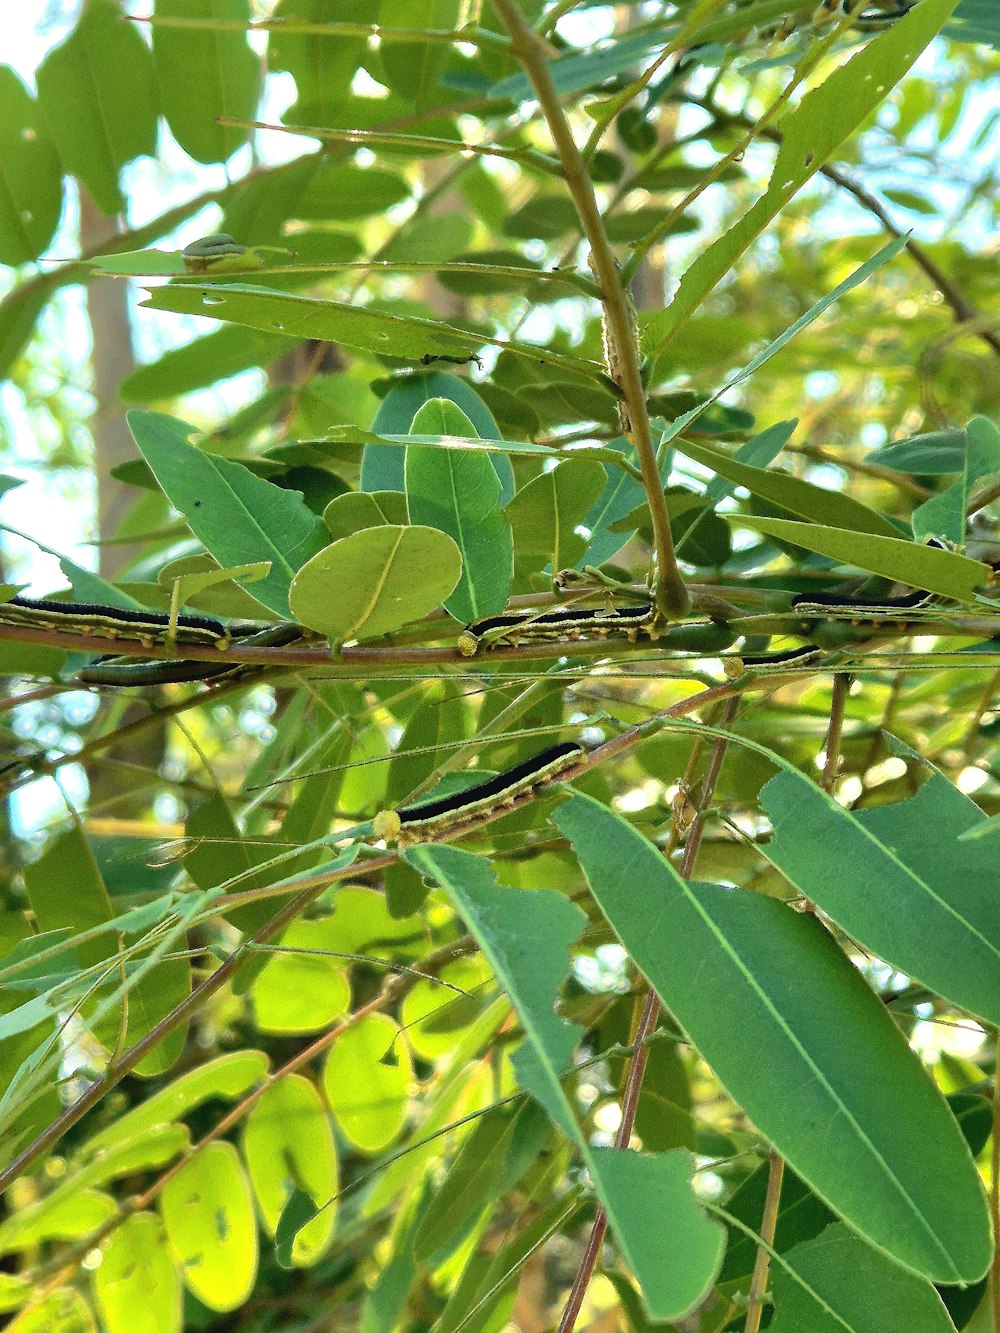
[744,1149,786,1333]
[556,694,742,1333]
[822,672,851,795]
[491,0,689,619]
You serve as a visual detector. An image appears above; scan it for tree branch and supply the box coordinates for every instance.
[491,0,689,619]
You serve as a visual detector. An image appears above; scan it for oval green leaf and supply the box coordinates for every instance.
[289,524,461,641]
[93,1212,182,1333]
[323,1012,411,1153]
[160,1142,258,1312]
[242,1075,337,1266]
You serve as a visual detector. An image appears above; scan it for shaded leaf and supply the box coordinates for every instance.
[36,0,158,215]
[554,793,991,1284]
[0,68,63,265]
[152,0,260,165]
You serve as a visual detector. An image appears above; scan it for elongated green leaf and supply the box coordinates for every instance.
[36,0,158,216]
[553,793,991,1284]
[0,68,62,265]
[759,747,1000,1025]
[142,282,604,380]
[642,0,959,356]
[506,459,608,573]
[93,1212,182,1333]
[865,429,969,475]
[913,416,1000,543]
[769,1224,959,1332]
[380,0,463,103]
[413,1099,551,1262]
[13,1287,95,1332]
[152,0,260,164]
[323,1013,411,1153]
[160,1142,258,1311]
[0,1188,116,1253]
[405,843,725,1320]
[675,437,900,538]
[406,400,513,622]
[82,1051,269,1156]
[727,516,990,600]
[242,1076,337,1266]
[121,326,294,402]
[435,1190,583,1333]
[128,410,328,617]
[23,826,189,1076]
[289,524,462,640]
[361,371,512,497]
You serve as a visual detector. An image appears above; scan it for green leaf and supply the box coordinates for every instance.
[553,793,992,1284]
[294,162,411,221]
[242,1076,337,1266]
[82,1051,269,1156]
[865,429,969,475]
[324,490,409,541]
[405,843,725,1320]
[289,524,462,640]
[23,826,189,1076]
[274,1189,322,1270]
[323,1012,411,1153]
[913,416,1000,543]
[769,1224,960,1332]
[159,1142,258,1312]
[405,399,513,622]
[758,747,1000,1026]
[435,1189,583,1333]
[727,516,990,600]
[36,0,158,216]
[270,0,377,122]
[142,282,603,380]
[361,372,512,499]
[379,0,463,103]
[152,0,261,165]
[120,326,294,402]
[642,0,959,356]
[11,1287,95,1332]
[387,680,469,806]
[92,1212,182,1333]
[0,1188,116,1252]
[128,410,328,617]
[506,458,608,573]
[250,921,351,1033]
[675,437,901,538]
[413,1099,551,1262]
[0,282,51,380]
[0,68,62,265]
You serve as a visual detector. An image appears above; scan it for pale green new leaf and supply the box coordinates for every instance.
[242,1076,337,1266]
[159,1142,258,1312]
[93,1213,182,1333]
